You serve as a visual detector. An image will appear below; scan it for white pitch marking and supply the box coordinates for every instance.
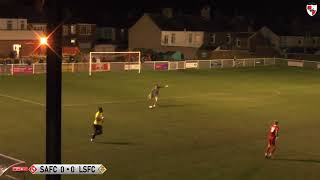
[0,93,45,107]
[62,92,229,107]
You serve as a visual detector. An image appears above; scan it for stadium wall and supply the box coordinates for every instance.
[1,58,320,75]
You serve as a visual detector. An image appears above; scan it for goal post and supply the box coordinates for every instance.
[89,51,141,76]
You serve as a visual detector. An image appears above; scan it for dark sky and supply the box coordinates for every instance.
[0,0,317,26]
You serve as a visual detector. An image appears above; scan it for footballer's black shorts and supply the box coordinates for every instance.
[93,125,103,135]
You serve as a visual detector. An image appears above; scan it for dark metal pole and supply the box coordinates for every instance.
[45,0,62,179]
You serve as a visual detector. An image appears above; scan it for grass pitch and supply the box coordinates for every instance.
[1,67,320,180]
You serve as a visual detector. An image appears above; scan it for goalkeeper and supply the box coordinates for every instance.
[91,107,104,142]
[148,84,168,108]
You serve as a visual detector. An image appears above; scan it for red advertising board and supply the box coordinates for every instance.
[13,66,33,74]
[92,63,110,72]
[155,63,168,70]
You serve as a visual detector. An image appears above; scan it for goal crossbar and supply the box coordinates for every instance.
[89,51,141,75]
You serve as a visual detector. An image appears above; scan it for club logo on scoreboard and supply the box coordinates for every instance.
[98,165,107,174]
[29,165,37,174]
[27,164,107,175]
[306,2,317,16]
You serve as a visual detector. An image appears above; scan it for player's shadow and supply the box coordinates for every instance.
[273,158,320,164]
[95,141,134,145]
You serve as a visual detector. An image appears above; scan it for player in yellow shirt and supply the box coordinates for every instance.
[91,107,104,142]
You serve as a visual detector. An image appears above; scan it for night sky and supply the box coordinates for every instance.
[0,0,318,27]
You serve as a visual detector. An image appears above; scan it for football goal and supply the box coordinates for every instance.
[89,51,141,76]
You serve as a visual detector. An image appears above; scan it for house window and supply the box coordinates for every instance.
[39,26,44,31]
[164,35,169,44]
[7,20,12,30]
[188,33,193,43]
[226,34,231,44]
[104,28,113,40]
[236,39,241,47]
[79,42,91,49]
[20,21,25,30]
[210,33,215,44]
[195,35,201,43]
[71,39,76,44]
[63,26,69,36]
[120,28,125,40]
[79,25,92,35]
[171,33,176,44]
[70,25,76,34]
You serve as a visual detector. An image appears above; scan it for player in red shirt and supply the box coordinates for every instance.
[265,121,279,159]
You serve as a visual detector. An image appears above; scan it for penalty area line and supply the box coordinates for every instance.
[0,92,45,107]
[62,91,280,107]
[62,92,230,107]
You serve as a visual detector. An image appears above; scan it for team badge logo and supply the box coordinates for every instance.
[306,3,317,16]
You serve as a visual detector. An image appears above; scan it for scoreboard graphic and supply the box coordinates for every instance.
[11,164,107,175]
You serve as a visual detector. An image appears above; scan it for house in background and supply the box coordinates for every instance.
[129,7,273,60]
[0,18,28,30]
[0,17,45,59]
[94,24,128,52]
[129,9,210,59]
[28,22,46,32]
[62,22,96,52]
[260,26,320,55]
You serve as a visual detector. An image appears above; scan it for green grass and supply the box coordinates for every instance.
[1,67,320,180]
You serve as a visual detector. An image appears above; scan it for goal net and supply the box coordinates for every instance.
[89,51,141,75]
[0,154,26,179]
[0,64,13,76]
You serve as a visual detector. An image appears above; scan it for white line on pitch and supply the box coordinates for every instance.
[62,92,229,107]
[0,93,45,107]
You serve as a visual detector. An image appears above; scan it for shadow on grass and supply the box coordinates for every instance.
[273,158,320,164]
[94,141,135,145]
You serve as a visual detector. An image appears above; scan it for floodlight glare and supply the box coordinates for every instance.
[40,37,48,45]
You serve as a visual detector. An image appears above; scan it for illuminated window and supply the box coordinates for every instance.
[70,25,76,34]
[71,39,76,44]
[195,35,201,43]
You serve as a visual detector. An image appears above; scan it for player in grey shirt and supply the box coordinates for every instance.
[148,84,168,108]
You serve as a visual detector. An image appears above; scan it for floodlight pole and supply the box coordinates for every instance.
[45,0,62,179]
